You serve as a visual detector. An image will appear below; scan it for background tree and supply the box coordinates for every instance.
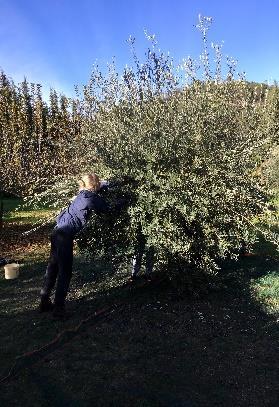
[0,72,82,196]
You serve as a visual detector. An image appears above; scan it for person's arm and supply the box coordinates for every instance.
[56,207,67,223]
[88,194,110,214]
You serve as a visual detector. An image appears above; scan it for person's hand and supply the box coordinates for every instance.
[99,180,109,192]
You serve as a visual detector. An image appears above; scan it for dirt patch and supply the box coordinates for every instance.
[0,220,51,262]
[0,220,278,406]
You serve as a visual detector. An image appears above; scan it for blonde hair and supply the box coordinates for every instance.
[78,173,100,191]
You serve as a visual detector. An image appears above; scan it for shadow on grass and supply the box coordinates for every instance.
[0,255,278,407]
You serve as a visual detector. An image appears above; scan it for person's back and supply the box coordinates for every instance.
[56,189,109,236]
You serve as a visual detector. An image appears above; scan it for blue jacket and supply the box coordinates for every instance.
[56,189,109,236]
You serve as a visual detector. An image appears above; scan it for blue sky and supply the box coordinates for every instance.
[0,0,278,100]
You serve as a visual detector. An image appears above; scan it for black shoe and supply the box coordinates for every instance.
[39,296,53,313]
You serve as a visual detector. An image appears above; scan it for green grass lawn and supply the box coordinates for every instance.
[1,197,23,213]
[251,271,279,315]
[2,198,55,224]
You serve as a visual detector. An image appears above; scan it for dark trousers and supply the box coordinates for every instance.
[132,229,154,276]
[40,228,74,306]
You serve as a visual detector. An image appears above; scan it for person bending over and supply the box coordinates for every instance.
[39,173,111,319]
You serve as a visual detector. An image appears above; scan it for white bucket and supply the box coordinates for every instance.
[4,263,20,279]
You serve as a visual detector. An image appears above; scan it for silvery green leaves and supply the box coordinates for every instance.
[75,24,278,276]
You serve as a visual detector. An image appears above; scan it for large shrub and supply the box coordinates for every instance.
[74,19,278,275]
